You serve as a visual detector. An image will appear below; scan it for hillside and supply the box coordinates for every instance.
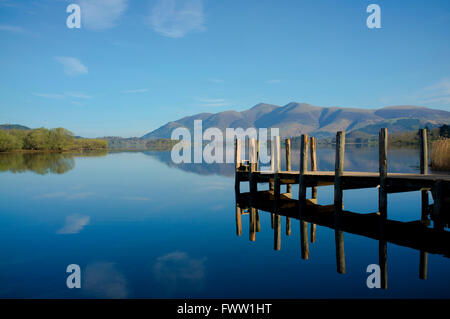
[142,102,450,140]
[0,124,30,131]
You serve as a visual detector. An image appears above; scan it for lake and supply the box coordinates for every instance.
[0,147,449,298]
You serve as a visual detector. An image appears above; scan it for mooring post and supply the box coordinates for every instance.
[334,131,345,210]
[300,220,309,260]
[286,216,291,236]
[310,136,317,199]
[378,128,388,289]
[334,131,346,274]
[269,138,275,191]
[433,180,443,231]
[379,128,388,221]
[310,136,317,243]
[235,203,242,236]
[298,134,309,217]
[234,138,241,192]
[249,207,256,242]
[419,128,429,280]
[256,139,260,171]
[249,138,257,194]
[285,138,292,235]
[256,209,261,232]
[272,136,282,251]
[274,214,281,251]
[285,138,292,193]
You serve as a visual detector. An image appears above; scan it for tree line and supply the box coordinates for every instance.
[0,127,108,152]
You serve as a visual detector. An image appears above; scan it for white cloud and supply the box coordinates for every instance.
[57,214,90,234]
[55,56,88,76]
[121,88,149,94]
[84,262,129,298]
[32,92,65,99]
[0,24,24,33]
[78,0,128,30]
[149,0,205,38]
[195,97,231,107]
[66,92,92,99]
[154,251,206,294]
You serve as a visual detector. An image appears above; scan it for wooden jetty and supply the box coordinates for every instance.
[235,128,450,230]
[234,128,450,288]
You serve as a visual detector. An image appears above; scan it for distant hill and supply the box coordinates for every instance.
[142,102,450,139]
[0,124,30,130]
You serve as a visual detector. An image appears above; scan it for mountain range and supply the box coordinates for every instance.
[142,102,450,139]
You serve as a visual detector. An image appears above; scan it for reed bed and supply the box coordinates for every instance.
[431,138,450,171]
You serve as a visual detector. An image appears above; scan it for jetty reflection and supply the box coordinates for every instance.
[235,188,450,289]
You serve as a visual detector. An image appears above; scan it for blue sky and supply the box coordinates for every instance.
[0,0,449,137]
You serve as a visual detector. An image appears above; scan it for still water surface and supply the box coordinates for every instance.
[0,147,449,298]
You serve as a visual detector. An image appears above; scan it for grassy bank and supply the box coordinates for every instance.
[431,138,450,171]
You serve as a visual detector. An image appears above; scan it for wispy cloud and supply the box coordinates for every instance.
[55,56,88,76]
[419,78,450,106]
[0,24,25,33]
[32,92,91,100]
[149,0,205,38]
[66,92,92,99]
[195,97,231,107]
[34,191,94,200]
[266,79,281,84]
[78,0,128,30]
[32,93,65,99]
[57,214,90,234]
[121,196,151,201]
[121,88,149,94]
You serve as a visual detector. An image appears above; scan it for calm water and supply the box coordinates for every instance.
[0,148,449,298]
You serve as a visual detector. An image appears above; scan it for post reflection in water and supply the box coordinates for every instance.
[234,186,450,290]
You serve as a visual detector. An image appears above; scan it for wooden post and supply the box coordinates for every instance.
[420,250,428,280]
[274,214,281,251]
[379,128,388,222]
[235,204,242,236]
[234,138,241,192]
[285,138,292,193]
[433,180,443,231]
[420,128,428,175]
[300,220,309,260]
[310,136,317,199]
[310,224,316,243]
[419,129,429,280]
[335,229,345,274]
[298,134,309,217]
[310,136,317,243]
[249,138,257,194]
[256,139,260,171]
[256,209,261,232]
[334,132,345,210]
[378,128,388,287]
[286,216,291,236]
[249,207,256,242]
[379,238,388,289]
